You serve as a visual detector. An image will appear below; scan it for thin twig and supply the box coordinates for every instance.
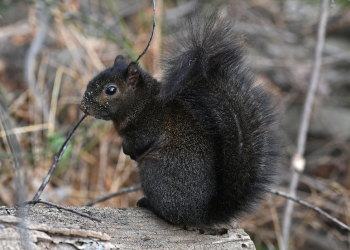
[270,188,350,232]
[32,114,87,202]
[282,0,330,249]
[135,0,156,62]
[84,184,141,206]
[19,200,102,223]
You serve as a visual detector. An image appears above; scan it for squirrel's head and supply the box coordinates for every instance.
[80,55,145,122]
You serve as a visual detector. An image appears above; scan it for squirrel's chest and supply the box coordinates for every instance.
[116,102,180,161]
[121,131,160,160]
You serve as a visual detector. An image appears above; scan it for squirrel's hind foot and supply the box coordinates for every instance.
[183,222,239,235]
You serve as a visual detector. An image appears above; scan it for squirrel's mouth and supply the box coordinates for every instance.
[79,104,112,120]
[90,111,112,121]
[80,104,90,115]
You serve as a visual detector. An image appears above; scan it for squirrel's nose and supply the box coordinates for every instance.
[80,104,90,115]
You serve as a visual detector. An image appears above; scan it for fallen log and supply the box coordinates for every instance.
[0,206,255,250]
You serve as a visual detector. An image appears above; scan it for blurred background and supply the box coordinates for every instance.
[0,0,349,249]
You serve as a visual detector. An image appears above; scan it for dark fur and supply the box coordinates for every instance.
[81,13,282,226]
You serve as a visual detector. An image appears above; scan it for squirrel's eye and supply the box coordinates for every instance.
[105,86,117,95]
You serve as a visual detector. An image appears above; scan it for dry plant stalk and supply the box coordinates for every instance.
[282,0,330,249]
[0,99,30,250]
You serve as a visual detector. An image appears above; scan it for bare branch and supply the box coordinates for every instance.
[84,184,141,206]
[19,200,102,223]
[32,114,87,202]
[135,0,156,62]
[270,188,350,232]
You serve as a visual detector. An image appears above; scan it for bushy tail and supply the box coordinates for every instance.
[160,11,246,100]
[160,12,283,223]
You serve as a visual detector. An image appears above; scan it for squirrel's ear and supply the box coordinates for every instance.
[126,63,140,90]
[114,55,127,66]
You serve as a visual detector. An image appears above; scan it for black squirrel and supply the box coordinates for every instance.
[80,13,282,227]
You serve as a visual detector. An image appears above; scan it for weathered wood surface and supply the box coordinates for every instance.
[0,206,255,250]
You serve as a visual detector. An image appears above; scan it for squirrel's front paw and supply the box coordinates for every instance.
[137,197,151,208]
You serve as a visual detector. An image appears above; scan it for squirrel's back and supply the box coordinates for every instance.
[160,13,282,223]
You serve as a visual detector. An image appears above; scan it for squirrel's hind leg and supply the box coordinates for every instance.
[137,197,174,224]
